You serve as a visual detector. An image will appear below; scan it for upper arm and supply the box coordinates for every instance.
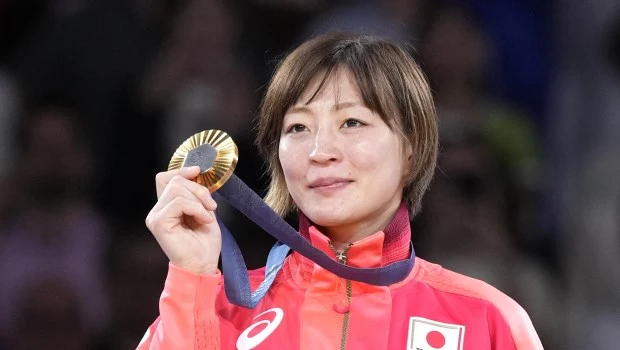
[135,264,222,350]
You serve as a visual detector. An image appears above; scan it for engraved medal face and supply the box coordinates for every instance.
[168,130,238,192]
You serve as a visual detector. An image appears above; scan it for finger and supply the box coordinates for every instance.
[156,175,217,212]
[162,196,214,226]
[155,166,201,198]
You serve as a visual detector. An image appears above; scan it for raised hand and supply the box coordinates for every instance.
[146,166,221,275]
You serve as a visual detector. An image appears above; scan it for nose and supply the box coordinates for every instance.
[309,127,341,164]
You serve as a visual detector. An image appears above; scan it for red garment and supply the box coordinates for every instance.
[137,204,543,349]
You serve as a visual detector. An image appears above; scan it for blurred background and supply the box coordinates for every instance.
[0,0,618,349]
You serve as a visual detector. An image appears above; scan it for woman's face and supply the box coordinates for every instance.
[279,69,411,237]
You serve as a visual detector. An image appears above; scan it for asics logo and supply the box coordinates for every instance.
[236,308,284,350]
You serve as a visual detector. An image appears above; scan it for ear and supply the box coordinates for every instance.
[406,143,413,161]
[405,141,414,164]
[401,142,414,177]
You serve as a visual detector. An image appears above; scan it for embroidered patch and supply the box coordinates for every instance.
[407,316,465,350]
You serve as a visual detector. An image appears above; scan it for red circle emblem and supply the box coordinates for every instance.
[426,330,446,348]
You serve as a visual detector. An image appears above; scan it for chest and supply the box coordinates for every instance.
[216,282,498,350]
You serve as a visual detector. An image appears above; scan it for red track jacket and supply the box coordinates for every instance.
[137,205,543,349]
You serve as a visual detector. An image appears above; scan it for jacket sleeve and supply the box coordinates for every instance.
[136,263,222,350]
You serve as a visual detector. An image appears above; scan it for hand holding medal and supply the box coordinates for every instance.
[145,130,238,276]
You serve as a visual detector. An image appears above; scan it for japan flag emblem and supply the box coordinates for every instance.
[407,317,465,350]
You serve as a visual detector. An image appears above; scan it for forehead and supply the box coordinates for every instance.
[295,68,363,107]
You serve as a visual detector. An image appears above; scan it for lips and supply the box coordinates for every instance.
[308,177,353,188]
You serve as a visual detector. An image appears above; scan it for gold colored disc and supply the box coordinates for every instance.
[168,130,238,192]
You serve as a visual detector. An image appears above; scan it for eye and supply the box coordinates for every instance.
[286,124,307,133]
[342,119,366,128]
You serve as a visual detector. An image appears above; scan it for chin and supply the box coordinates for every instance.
[302,205,355,227]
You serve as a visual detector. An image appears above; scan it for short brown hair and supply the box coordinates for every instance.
[256,32,438,217]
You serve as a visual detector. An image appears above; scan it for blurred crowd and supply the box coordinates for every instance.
[0,0,618,349]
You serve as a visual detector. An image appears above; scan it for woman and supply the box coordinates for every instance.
[138,33,543,349]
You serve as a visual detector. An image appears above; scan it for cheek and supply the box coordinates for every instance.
[278,139,303,181]
[350,137,406,180]
[348,138,393,171]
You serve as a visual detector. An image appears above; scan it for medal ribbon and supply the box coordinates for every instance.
[212,175,415,308]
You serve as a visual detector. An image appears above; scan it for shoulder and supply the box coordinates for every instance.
[412,258,543,349]
[414,258,521,310]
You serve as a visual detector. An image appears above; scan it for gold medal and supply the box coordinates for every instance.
[168,130,238,192]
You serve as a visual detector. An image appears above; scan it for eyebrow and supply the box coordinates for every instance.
[334,101,362,111]
[286,100,363,115]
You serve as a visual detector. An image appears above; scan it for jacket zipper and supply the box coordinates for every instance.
[330,243,353,350]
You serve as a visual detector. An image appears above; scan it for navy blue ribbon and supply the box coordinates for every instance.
[212,175,415,308]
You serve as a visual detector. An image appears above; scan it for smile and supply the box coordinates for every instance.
[308,178,353,194]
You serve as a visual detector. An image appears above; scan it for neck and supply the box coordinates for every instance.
[318,199,403,251]
[298,201,412,266]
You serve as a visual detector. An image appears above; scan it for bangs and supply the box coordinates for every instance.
[276,37,400,131]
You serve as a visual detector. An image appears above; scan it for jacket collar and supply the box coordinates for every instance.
[295,201,412,269]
